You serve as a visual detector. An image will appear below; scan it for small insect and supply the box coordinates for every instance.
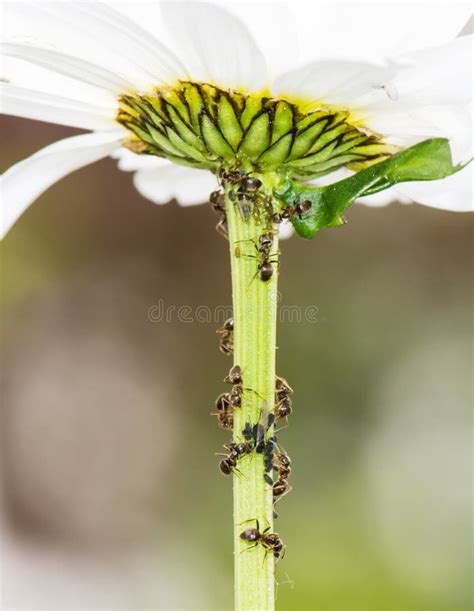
[223,364,244,407]
[240,519,286,562]
[209,189,225,214]
[273,448,292,503]
[217,317,234,355]
[218,168,246,185]
[224,365,242,385]
[264,438,277,486]
[256,233,278,282]
[239,176,262,194]
[209,189,229,240]
[274,375,293,422]
[275,396,292,421]
[235,232,279,282]
[211,392,233,430]
[218,169,264,220]
[276,375,293,400]
[218,441,253,475]
[272,200,312,224]
[254,400,272,453]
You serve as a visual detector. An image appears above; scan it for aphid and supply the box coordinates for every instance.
[242,421,254,443]
[253,400,271,453]
[211,392,233,430]
[218,441,253,475]
[263,434,279,486]
[240,519,286,562]
[217,317,234,355]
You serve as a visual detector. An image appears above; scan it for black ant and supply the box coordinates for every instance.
[218,168,245,185]
[273,448,292,503]
[211,392,233,430]
[240,519,286,562]
[224,364,244,407]
[217,317,233,355]
[218,169,263,221]
[276,376,293,401]
[218,441,253,475]
[235,232,279,282]
[274,375,293,423]
[209,189,228,240]
[273,199,312,224]
[224,365,242,384]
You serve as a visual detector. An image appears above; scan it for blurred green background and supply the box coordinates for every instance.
[1,117,472,610]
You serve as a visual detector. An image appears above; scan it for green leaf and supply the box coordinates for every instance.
[276,138,468,239]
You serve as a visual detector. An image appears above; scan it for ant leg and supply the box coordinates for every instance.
[233,238,257,247]
[274,420,289,433]
[241,386,264,398]
[240,542,259,555]
[237,518,259,529]
[247,270,259,289]
[234,249,259,260]
[260,545,273,568]
[215,221,229,241]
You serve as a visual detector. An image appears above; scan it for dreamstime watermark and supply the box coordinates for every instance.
[147,291,320,324]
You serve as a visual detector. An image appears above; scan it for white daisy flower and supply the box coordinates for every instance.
[1,1,472,238]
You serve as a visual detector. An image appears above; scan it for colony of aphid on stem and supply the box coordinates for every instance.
[212,325,294,561]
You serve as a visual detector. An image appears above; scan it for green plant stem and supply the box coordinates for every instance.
[225,184,279,611]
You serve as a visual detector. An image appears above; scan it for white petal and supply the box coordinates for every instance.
[133,165,217,207]
[1,131,124,238]
[363,36,473,112]
[396,164,473,212]
[1,55,117,108]
[278,222,295,240]
[273,61,396,106]
[161,1,268,90]
[0,83,117,130]
[3,1,186,91]
[290,2,472,65]
[206,2,298,79]
[2,43,135,94]
[111,148,170,172]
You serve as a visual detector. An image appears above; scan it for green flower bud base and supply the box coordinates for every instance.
[117,81,397,180]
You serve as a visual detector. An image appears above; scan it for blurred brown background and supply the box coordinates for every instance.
[1,116,472,610]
